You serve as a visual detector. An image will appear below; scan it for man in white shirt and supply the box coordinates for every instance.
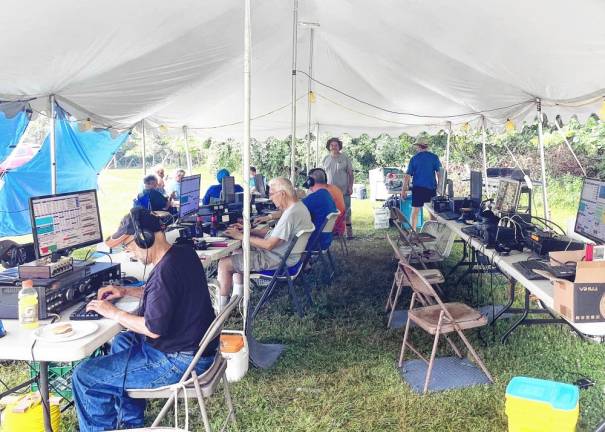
[217,177,314,309]
[322,137,354,238]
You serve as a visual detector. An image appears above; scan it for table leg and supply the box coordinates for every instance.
[39,361,53,432]
[500,288,531,344]
[491,279,516,324]
[446,240,469,278]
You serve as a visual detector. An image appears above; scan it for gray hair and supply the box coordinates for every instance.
[269,177,296,199]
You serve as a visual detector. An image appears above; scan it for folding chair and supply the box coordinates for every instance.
[384,234,444,328]
[121,295,242,432]
[397,262,493,394]
[334,232,349,256]
[304,211,340,284]
[390,208,444,267]
[245,228,314,369]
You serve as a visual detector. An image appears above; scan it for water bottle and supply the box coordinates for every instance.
[210,214,218,237]
[18,280,39,329]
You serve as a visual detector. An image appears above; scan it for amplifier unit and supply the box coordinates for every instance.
[0,262,121,319]
[526,230,584,256]
[18,256,74,279]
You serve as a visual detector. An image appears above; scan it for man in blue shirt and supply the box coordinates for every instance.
[202,168,244,205]
[302,175,337,251]
[134,175,168,211]
[400,140,442,230]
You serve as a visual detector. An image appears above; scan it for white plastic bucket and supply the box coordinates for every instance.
[374,207,390,229]
[220,330,249,382]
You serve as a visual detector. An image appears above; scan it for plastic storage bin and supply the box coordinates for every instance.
[400,194,423,230]
[505,376,579,432]
[220,331,249,382]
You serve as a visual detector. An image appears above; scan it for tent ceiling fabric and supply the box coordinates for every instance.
[1,0,604,138]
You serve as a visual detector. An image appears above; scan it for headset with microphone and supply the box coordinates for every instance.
[303,167,328,189]
[130,208,156,249]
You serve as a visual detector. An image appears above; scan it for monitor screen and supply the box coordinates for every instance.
[178,174,201,218]
[254,174,266,198]
[494,179,521,214]
[221,176,236,203]
[436,168,447,197]
[29,189,103,259]
[574,177,605,244]
[470,171,482,201]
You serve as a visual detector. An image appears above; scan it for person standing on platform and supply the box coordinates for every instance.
[400,139,442,231]
[322,137,354,239]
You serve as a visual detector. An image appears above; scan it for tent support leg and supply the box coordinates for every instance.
[49,95,57,194]
[445,121,451,172]
[183,125,193,174]
[481,116,488,186]
[536,99,550,221]
[141,120,147,176]
[289,0,299,184]
[242,0,252,333]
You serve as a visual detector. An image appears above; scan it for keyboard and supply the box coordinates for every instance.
[70,298,118,320]
[438,211,461,220]
[461,225,483,238]
[512,260,576,281]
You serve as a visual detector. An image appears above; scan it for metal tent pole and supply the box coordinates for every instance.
[314,123,320,167]
[536,99,550,220]
[289,0,299,183]
[141,121,147,176]
[49,95,57,194]
[554,120,587,177]
[304,24,317,175]
[183,125,193,173]
[242,0,252,331]
[444,124,451,172]
[481,116,488,184]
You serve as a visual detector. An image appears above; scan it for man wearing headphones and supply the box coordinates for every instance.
[71,208,217,431]
[322,137,354,239]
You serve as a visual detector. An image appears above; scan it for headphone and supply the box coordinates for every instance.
[303,168,328,189]
[130,208,155,249]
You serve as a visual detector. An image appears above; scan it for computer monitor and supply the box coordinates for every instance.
[178,174,201,218]
[29,189,103,259]
[493,178,521,215]
[574,177,605,244]
[436,168,447,197]
[470,171,482,202]
[254,174,266,198]
[221,176,236,204]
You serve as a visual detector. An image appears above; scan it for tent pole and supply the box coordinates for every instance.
[554,120,587,177]
[242,0,252,331]
[141,121,147,176]
[314,123,320,167]
[536,99,550,220]
[289,0,299,183]
[49,95,57,194]
[183,125,193,173]
[481,116,488,184]
[305,26,315,176]
[445,121,452,172]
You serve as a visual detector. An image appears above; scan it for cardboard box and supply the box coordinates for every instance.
[544,251,605,323]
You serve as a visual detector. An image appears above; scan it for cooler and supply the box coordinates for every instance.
[400,193,423,230]
[505,376,579,432]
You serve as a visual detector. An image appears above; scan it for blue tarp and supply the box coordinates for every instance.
[0,101,31,163]
[0,105,130,236]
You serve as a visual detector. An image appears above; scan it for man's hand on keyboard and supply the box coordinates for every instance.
[86,299,120,320]
[97,285,125,301]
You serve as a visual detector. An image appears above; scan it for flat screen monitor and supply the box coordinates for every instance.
[178,174,201,218]
[221,176,236,204]
[470,171,482,201]
[29,189,103,259]
[254,174,266,198]
[436,168,447,197]
[574,177,605,244]
[494,178,521,215]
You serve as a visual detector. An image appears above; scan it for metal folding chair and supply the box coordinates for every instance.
[384,234,445,327]
[120,295,242,432]
[245,228,314,369]
[390,207,444,267]
[398,262,493,394]
[304,211,340,284]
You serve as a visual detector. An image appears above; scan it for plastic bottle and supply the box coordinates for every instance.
[18,280,39,329]
[210,214,218,237]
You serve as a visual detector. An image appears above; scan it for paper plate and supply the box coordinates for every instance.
[204,237,227,242]
[33,322,99,343]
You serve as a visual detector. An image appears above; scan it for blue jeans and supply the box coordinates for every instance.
[72,332,214,431]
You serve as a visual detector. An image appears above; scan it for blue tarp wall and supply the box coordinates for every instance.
[0,101,31,163]
[0,103,130,236]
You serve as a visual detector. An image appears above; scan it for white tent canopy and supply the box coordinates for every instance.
[1,0,604,138]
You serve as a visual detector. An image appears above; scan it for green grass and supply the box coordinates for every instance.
[2,171,604,431]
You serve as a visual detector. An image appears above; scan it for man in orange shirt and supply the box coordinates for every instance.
[307,168,345,236]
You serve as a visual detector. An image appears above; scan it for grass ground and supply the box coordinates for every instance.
[1,170,604,431]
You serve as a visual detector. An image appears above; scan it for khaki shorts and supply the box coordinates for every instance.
[231,250,281,273]
[343,194,352,223]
